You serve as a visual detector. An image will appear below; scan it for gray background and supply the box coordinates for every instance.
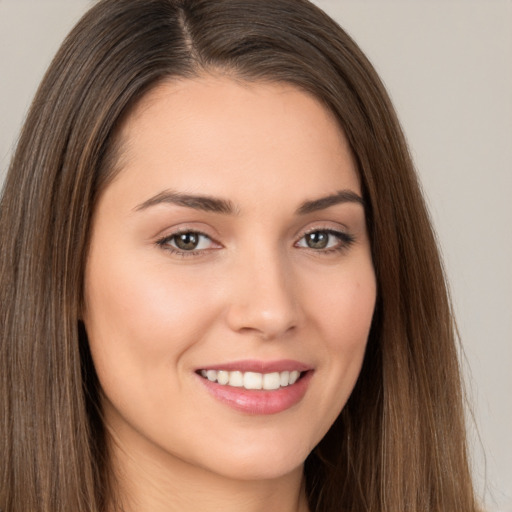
[1,1,511,510]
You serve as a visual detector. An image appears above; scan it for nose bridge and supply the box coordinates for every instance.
[225,242,298,339]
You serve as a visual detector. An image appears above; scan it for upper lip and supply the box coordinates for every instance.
[196,359,312,373]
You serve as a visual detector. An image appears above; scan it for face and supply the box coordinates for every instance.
[83,76,376,483]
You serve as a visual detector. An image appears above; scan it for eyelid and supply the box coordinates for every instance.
[294,226,356,253]
[156,228,222,257]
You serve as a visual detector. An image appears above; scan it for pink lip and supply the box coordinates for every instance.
[197,359,312,373]
[195,360,314,415]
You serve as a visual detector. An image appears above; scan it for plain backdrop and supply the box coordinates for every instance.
[1,1,511,511]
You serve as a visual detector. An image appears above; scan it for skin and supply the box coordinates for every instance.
[83,75,377,512]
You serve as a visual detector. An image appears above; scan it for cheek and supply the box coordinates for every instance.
[307,260,376,351]
[82,249,222,387]
[330,273,376,385]
[303,261,376,420]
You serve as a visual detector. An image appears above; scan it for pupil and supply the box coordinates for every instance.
[175,233,199,251]
[307,231,328,249]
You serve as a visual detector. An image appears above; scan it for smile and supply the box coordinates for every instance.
[199,369,302,390]
[196,362,313,415]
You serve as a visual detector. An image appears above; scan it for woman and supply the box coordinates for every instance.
[0,0,480,511]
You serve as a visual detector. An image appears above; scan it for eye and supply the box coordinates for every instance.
[296,229,354,252]
[157,231,216,253]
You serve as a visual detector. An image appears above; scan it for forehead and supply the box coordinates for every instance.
[108,75,360,208]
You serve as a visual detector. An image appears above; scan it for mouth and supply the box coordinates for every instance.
[195,362,313,415]
[197,369,305,390]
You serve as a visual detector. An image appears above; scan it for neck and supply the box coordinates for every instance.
[107,431,310,512]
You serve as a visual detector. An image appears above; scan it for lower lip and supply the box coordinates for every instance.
[198,371,313,415]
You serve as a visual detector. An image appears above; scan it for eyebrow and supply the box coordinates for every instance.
[134,190,236,214]
[296,189,365,214]
[134,188,364,215]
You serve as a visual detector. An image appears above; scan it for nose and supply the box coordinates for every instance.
[224,249,299,340]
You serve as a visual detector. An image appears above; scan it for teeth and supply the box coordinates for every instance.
[199,369,303,390]
[217,370,229,385]
[229,370,244,387]
[263,372,280,390]
[244,371,263,389]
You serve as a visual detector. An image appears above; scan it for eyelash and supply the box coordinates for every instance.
[156,228,355,258]
[156,229,215,258]
[297,228,356,254]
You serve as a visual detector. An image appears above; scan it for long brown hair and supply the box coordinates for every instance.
[0,0,479,510]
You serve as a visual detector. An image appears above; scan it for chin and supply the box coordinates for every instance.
[206,454,306,482]
[192,433,315,482]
